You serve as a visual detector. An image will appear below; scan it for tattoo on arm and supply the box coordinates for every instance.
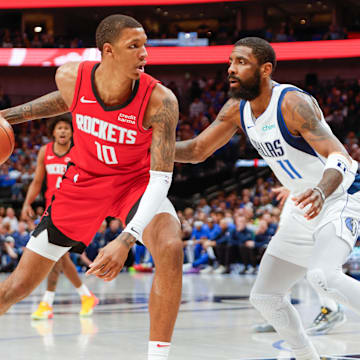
[292,96,331,141]
[317,168,343,198]
[2,91,68,125]
[150,97,178,172]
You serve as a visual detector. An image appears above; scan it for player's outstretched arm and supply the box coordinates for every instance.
[1,62,79,125]
[21,145,46,220]
[1,91,68,125]
[283,91,356,219]
[175,98,240,164]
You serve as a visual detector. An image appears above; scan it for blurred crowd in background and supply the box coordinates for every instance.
[0,70,359,274]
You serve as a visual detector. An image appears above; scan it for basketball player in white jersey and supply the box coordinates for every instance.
[175,37,360,359]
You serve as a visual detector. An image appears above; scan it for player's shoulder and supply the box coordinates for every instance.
[55,61,82,85]
[37,144,48,162]
[217,98,241,123]
[281,85,312,113]
[150,83,178,105]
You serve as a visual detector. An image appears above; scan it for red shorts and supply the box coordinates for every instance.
[50,164,149,248]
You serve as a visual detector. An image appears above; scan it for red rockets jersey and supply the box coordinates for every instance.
[44,142,72,206]
[69,61,159,179]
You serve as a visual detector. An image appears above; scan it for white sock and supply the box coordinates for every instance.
[148,341,171,360]
[76,284,91,297]
[42,291,55,306]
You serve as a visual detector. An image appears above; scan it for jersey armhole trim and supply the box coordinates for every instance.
[69,62,85,112]
[239,99,247,135]
[277,87,317,157]
[136,79,159,134]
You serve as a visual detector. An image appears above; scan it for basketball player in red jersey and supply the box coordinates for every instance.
[0,15,182,360]
[21,114,98,320]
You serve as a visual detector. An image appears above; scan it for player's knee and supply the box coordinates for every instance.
[250,292,290,329]
[158,237,183,265]
[7,277,32,303]
[51,261,62,276]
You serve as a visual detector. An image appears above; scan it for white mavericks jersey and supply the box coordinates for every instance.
[240,82,360,197]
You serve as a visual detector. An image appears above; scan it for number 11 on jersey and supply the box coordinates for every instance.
[95,141,118,165]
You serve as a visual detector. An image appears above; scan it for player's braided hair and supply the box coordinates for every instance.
[48,113,73,138]
[235,37,277,74]
[96,14,142,52]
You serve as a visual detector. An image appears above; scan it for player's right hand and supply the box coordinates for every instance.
[21,204,35,220]
[86,232,134,281]
[272,187,290,208]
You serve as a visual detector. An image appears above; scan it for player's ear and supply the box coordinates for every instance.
[102,43,114,58]
[262,62,273,78]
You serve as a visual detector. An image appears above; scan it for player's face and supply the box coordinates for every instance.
[53,121,72,145]
[228,46,261,101]
[111,27,148,80]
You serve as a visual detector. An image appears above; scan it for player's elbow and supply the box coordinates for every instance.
[193,142,210,164]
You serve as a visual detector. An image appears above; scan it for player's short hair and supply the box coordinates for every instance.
[96,14,142,52]
[48,113,73,138]
[234,37,277,73]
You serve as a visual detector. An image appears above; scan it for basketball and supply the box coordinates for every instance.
[0,117,14,165]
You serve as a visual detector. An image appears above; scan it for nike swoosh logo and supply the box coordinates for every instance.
[157,344,170,348]
[131,227,139,235]
[247,125,254,129]
[80,96,97,104]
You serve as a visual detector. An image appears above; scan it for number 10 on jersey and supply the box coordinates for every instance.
[95,141,118,165]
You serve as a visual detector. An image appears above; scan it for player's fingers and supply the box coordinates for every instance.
[305,207,320,220]
[92,260,113,277]
[279,196,286,207]
[86,255,108,275]
[103,269,119,282]
[305,199,322,219]
[272,187,281,194]
[292,189,312,205]
[298,193,317,209]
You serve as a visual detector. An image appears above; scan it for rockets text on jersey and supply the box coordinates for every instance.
[69,61,159,177]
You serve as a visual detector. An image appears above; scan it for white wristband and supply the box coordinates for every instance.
[324,153,357,191]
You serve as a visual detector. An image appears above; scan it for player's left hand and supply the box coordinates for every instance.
[86,233,135,281]
[292,188,324,220]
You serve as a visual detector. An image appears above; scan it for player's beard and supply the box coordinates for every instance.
[228,67,261,101]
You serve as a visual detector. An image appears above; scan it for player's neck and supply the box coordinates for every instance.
[94,63,134,107]
[53,141,71,156]
[249,80,273,119]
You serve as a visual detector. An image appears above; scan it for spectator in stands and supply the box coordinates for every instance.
[80,220,107,269]
[12,221,30,257]
[0,223,18,272]
[104,218,122,245]
[254,219,272,263]
[0,86,11,110]
[234,216,256,274]
[189,97,206,118]
[3,207,18,232]
[323,24,344,40]
[212,218,235,274]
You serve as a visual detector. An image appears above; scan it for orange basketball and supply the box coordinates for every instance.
[0,117,15,165]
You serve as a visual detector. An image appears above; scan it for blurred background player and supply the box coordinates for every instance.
[21,114,98,319]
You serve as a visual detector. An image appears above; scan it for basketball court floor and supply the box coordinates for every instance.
[1,272,360,360]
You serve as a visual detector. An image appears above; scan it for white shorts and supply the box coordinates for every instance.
[26,230,71,262]
[266,192,360,268]
[26,197,179,261]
